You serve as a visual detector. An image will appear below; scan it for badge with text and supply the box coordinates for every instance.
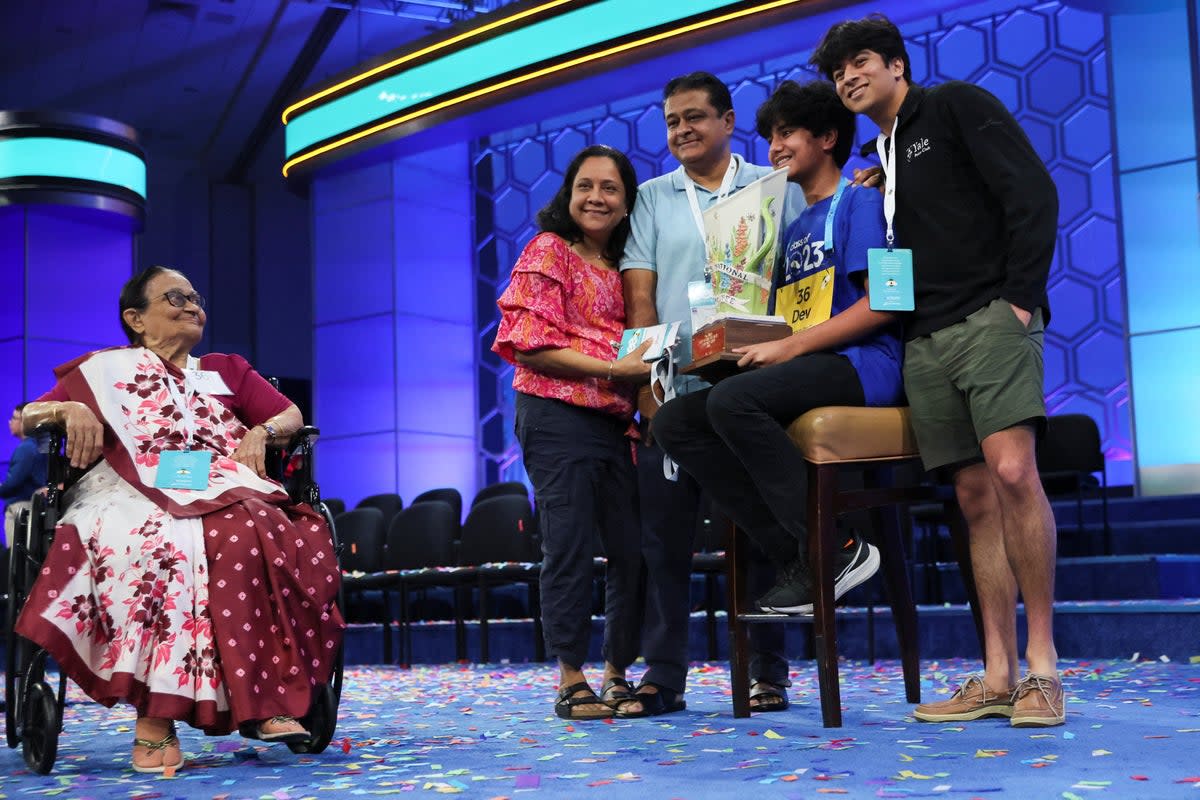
[155,450,212,490]
[867,248,915,311]
[183,369,233,395]
[776,267,835,332]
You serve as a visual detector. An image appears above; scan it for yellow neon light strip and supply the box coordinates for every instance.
[283,0,805,176]
[282,0,576,124]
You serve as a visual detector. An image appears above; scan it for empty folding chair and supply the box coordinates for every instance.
[410,487,464,526]
[356,493,404,527]
[470,481,529,509]
[459,494,542,662]
[1037,413,1110,552]
[337,507,388,626]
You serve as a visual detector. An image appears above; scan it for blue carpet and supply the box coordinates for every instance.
[3,658,1199,798]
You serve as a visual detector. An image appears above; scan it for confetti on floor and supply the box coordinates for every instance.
[2,658,1198,798]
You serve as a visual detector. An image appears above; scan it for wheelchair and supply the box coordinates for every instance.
[4,424,345,774]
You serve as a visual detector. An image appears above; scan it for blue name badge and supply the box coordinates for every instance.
[867,247,915,311]
[155,450,212,490]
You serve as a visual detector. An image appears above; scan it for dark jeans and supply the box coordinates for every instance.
[515,393,641,671]
[652,352,865,578]
[637,446,787,694]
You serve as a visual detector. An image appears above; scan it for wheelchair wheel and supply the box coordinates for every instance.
[287,683,338,755]
[21,682,59,774]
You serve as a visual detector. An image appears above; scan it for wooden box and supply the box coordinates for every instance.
[684,317,792,383]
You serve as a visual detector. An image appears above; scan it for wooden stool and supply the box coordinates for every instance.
[726,406,983,726]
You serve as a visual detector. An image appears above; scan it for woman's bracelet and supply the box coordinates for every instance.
[606,361,614,381]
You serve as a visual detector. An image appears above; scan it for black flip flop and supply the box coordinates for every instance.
[555,681,614,720]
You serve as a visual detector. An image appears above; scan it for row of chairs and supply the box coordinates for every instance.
[325,481,532,530]
[334,492,541,665]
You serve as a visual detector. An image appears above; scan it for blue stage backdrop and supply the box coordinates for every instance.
[473,0,1132,488]
[0,205,132,477]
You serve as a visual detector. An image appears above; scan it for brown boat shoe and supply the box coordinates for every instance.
[913,673,1015,722]
[1010,672,1066,727]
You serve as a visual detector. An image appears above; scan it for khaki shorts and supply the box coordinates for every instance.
[903,298,1046,471]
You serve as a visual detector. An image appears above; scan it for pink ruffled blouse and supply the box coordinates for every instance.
[492,232,634,419]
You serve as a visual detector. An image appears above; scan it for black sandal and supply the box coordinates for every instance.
[555,681,614,720]
[600,677,650,718]
[749,680,790,712]
[635,680,687,716]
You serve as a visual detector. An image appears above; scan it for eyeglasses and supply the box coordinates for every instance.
[161,290,205,309]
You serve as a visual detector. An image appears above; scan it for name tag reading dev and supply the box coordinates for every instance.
[867,247,915,312]
[156,450,212,490]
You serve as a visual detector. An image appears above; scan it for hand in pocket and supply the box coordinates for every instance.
[1008,302,1032,328]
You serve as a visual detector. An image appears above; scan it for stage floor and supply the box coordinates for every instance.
[3,658,1199,798]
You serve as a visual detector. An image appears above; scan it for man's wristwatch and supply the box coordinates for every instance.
[262,422,279,442]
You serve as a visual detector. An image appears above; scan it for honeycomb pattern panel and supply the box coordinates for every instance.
[471,0,1130,482]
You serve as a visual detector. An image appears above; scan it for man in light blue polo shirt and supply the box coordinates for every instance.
[621,72,802,715]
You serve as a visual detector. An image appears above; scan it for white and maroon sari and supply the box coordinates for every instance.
[16,347,344,735]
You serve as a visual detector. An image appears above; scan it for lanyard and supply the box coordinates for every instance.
[683,157,739,242]
[875,116,900,248]
[162,355,200,449]
[822,176,849,253]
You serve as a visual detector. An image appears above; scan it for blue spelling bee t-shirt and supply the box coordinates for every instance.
[773,183,903,407]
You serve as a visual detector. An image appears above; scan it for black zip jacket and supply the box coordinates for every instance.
[887,82,1058,339]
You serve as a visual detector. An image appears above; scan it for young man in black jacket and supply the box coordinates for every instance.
[812,14,1064,727]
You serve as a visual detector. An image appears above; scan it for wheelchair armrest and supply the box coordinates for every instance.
[30,422,74,507]
[269,426,324,508]
[32,422,67,445]
[289,425,320,451]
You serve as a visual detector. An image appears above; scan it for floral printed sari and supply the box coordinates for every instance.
[16,347,344,734]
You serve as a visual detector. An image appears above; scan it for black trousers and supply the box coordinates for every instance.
[651,353,865,653]
[515,393,641,670]
[636,456,788,692]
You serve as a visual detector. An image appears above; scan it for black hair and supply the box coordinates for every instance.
[662,71,733,115]
[810,13,913,84]
[119,265,177,344]
[13,402,27,413]
[755,80,856,167]
[536,145,638,264]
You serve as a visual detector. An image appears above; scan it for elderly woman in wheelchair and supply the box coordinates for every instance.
[13,266,344,773]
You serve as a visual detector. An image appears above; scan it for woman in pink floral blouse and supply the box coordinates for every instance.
[492,145,653,720]
[17,266,344,773]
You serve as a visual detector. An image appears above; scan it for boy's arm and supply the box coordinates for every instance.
[736,285,893,367]
[737,188,895,367]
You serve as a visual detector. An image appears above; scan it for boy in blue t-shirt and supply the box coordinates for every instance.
[654,80,902,632]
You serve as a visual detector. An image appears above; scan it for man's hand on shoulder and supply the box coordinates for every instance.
[853,166,884,191]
